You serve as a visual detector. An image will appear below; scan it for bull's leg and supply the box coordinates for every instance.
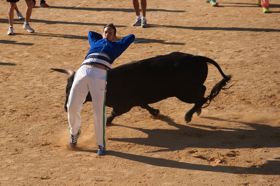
[178,85,206,123]
[185,98,207,123]
[106,106,132,126]
[140,104,160,116]
[106,110,119,126]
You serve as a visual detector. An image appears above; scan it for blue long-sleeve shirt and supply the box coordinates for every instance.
[84,31,135,68]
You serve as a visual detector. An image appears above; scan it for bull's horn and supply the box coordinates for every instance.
[50,68,74,75]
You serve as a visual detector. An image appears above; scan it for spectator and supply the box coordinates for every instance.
[132,0,147,28]
[208,0,218,7]
[258,0,270,13]
[32,0,49,8]
[15,3,24,20]
[7,0,35,35]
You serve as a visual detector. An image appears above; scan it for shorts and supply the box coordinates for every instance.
[7,0,20,3]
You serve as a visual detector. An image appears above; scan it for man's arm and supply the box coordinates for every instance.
[88,31,103,45]
[117,34,135,52]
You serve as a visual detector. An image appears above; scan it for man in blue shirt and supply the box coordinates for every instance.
[67,24,135,155]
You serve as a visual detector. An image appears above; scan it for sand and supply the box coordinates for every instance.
[0,0,280,185]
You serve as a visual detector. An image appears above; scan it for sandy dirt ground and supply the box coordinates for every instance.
[0,0,280,185]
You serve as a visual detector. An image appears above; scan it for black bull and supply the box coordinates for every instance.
[51,52,231,124]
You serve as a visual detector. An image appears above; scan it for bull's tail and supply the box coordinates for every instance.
[50,68,74,76]
[197,56,232,108]
[50,68,75,112]
[203,75,231,108]
[197,56,231,80]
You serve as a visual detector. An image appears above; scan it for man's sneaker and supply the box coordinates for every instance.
[263,7,270,13]
[141,17,147,28]
[23,22,35,33]
[16,11,24,21]
[210,0,218,6]
[7,27,15,35]
[97,145,106,156]
[69,130,81,148]
[40,2,50,8]
[133,17,141,26]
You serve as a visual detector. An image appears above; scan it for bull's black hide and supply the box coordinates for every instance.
[51,52,231,124]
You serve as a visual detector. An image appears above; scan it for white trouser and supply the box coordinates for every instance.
[67,65,107,147]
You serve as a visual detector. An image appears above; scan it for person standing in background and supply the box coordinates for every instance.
[132,0,148,28]
[207,0,218,7]
[258,0,270,13]
[7,0,35,35]
[14,3,25,20]
[32,0,49,8]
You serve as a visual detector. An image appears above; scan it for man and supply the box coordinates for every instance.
[208,0,218,7]
[132,0,147,28]
[258,0,270,13]
[67,24,135,155]
[32,0,49,8]
[7,0,35,35]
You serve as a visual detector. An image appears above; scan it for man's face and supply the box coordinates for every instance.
[103,27,116,42]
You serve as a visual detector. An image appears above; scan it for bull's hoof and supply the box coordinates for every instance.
[106,117,114,126]
[185,114,192,123]
[106,122,113,127]
[196,108,202,116]
[151,109,160,116]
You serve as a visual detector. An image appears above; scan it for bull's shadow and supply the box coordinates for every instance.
[76,114,280,175]
[76,146,280,175]
[108,151,280,175]
[109,114,280,152]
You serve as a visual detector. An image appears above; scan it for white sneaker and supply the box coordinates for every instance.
[16,11,24,21]
[69,130,81,148]
[209,0,218,6]
[141,17,147,28]
[7,27,15,35]
[133,17,141,26]
[23,22,35,33]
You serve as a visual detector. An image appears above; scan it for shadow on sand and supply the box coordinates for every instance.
[0,39,33,46]
[0,18,126,27]
[14,32,185,45]
[149,24,280,32]
[0,62,16,66]
[75,114,280,175]
[108,114,280,151]
[1,18,278,32]
[49,6,185,13]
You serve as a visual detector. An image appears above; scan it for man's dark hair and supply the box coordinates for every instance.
[104,23,117,35]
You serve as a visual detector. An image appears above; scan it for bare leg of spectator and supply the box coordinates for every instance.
[23,0,35,33]
[7,2,16,35]
[15,4,24,20]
